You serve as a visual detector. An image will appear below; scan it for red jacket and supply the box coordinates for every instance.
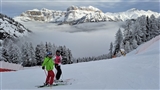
[54,55,62,64]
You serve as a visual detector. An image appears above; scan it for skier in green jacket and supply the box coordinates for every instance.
[42,52,55,86]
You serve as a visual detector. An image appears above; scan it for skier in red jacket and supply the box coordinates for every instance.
[54,50,62,81]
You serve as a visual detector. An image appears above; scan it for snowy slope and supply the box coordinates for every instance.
[14,6,160,25]
[0,13,31,41]
[1,35,159,89]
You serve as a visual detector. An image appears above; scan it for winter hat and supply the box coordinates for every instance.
[56,50,60,53]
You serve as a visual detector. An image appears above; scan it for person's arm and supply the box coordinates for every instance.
[42,57,47,68]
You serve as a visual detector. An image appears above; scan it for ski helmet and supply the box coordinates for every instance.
[46,52,52,56]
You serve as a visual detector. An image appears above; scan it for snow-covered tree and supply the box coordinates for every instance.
[28,42,36,66]
[114,28,123,55]
[67,49,73,64]
[40,42,46,58]
[146,16,150,40]
[149,15,159,38]
[0,46,5,61]
[45,42,48,52]
[46,42,53,53]
[124,41,131,53]
[63,46,67,58]
[136,15,147,42]
[59,46,67,64]
[2,47,9,62]
[56,45,73,64]
[58,46,63,55]
[132,38,138,49]
[108,42,113,58]
[8,44,21,64]
[2,39,12,62]
[156,16,160,30]
[52,44,57,55]
[132,21,143,45]
[35,42,46,65]
[21,42,30,66]
[123,19,133,39]
[35,45,41,65]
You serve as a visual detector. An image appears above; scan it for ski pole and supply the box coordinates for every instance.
[61,66,64,80]
[61,72,64,80]
[44,70,47,76]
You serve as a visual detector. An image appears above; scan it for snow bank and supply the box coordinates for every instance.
[136,35,160,54]
[0,61,23,72]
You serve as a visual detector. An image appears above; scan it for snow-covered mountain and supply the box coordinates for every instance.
[14,6,160,25]
[0,13,31,43]
[105,8,160,21]
[15,8,66,23]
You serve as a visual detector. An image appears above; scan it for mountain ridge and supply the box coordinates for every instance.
[0,13,31,46]
[14,6,160,25]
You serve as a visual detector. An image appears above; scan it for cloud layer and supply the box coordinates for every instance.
[22,21,123,58]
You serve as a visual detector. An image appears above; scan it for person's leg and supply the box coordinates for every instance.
[55,64,58,80]
[49,70,54,85]
[56,66,62,80]
[45,71,50,84]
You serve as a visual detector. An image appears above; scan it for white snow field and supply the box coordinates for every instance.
[1,36,159,90]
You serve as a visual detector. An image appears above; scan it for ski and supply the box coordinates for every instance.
[36,84,59,88]
[36,81,68,88]
[36,78,75,88]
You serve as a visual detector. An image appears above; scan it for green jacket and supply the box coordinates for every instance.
[42,57,54,71]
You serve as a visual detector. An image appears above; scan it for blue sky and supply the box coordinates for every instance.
[0,0,159,17]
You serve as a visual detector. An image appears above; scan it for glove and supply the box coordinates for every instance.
[42,66,45,70]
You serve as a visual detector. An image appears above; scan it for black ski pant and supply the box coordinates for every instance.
[55,64,62,80]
